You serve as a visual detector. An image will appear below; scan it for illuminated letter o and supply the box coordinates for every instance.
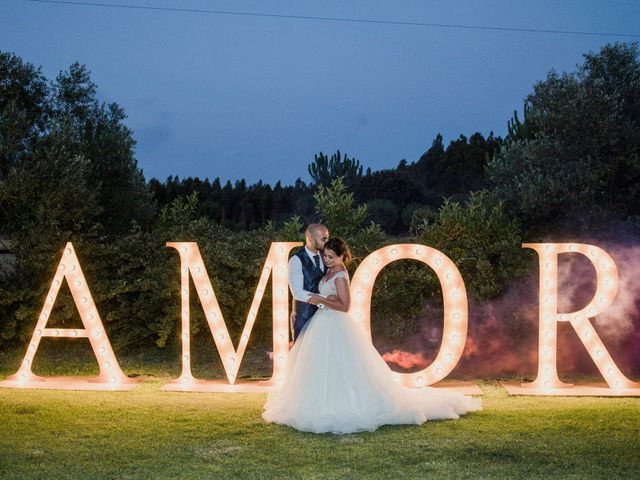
[348,244,468,387]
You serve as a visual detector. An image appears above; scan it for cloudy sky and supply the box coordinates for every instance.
[3,0,639,184]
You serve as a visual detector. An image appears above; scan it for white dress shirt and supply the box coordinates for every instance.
[288,246,325,302]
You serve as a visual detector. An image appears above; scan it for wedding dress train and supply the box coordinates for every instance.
[262,272,482,434]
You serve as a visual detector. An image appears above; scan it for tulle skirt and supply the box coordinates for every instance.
[262,308,482,434]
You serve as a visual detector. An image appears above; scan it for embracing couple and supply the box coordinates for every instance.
[262,223,482,434]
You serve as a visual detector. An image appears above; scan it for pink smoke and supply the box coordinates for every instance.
[382,241,640,379]
[381,350,430,369]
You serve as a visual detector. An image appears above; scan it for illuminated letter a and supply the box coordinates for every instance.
[0,243,140,391]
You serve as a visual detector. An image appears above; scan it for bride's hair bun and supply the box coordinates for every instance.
[324,237,352,264]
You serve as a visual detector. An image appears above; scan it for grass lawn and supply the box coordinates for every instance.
[0,347,638,479]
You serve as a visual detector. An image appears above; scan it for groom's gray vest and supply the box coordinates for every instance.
[292,248,325,341]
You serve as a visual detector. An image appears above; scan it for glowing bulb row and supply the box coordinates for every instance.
[165,241,301,389]
[522,243,640,391]
[6,241,637,395]
[348,244,468,388]
[7,243,135,388]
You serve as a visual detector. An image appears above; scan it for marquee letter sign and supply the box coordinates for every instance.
[502,243,640,396]
[1,241,637,396]
[348,244,474,391]
[161,241,302,392]
[0,243,141,390]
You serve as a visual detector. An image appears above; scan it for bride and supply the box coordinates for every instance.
[262,237,482,434]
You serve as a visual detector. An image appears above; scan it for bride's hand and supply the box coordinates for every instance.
[308,295,322,305]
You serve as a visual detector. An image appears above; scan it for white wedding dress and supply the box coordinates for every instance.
[262,271,482,434]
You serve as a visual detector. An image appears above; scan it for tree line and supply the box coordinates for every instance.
[149,132,502,235]
[0,42,638,355]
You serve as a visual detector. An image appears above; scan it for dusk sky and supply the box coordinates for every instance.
[3,1,640,185]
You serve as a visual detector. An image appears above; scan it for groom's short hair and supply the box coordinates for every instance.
[306,223,328,237]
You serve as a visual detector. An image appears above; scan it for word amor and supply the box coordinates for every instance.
[0,241,638,396]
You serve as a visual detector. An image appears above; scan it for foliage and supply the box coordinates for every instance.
[0,52,49,182]
[279,215,304,242]
[420,191,528,300]
[0,191,282,350]
[357,192,527,342]
[351,132,502,234]
[408,205,438,236]
[414,132,502,199]
[313,176,369,239]
[307,149,363,188]
[0,53,158,346]
[0,54,155,237]
[0,152,101,241]
[506,102,538,143]
[365,198,400,232]
[147,133,502,235]
[4,43,640,354]
[149,176,315,230]
[399,202,424,230]
[487,42,640,233]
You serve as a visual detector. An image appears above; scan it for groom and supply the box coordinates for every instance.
[288,223,329,342]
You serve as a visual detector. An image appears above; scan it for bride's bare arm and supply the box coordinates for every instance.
[308,277,350,312]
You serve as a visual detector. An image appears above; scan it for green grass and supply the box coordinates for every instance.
[0,347,638,479]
